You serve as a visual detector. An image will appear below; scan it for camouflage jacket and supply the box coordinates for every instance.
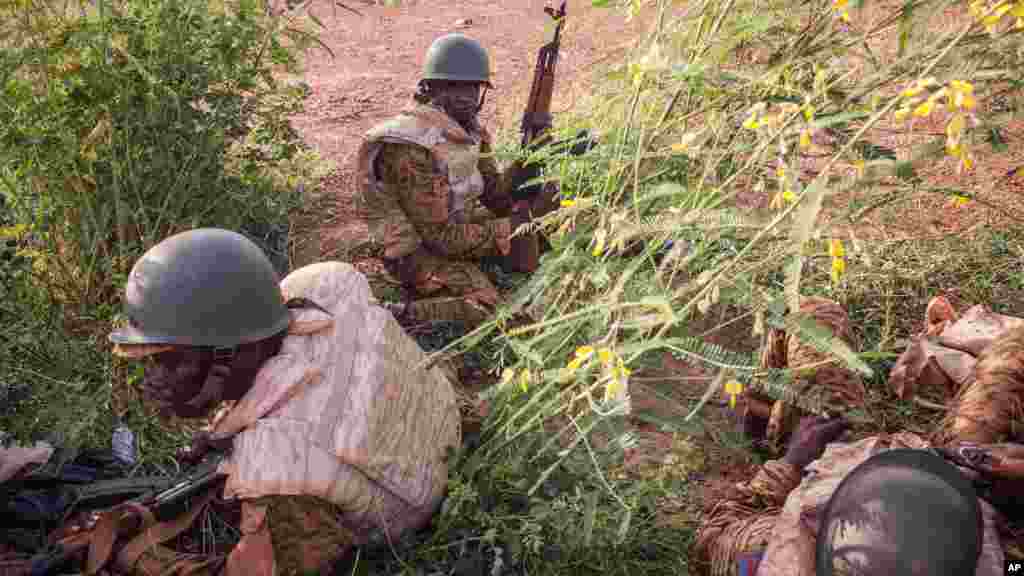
[356,103,517,262]
[695,432,1006,576]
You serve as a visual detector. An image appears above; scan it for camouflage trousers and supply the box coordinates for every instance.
[389,254,501,329]
[387,200,504,329]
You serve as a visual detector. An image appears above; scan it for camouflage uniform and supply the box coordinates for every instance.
[356,102,518,328]
[106,260,460,576]
[693,433,1008,576]
[697,297,1024,576]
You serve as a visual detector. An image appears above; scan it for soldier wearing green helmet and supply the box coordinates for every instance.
[356,33,551,329]
[693,297,1024,576]
[109,228,460,576]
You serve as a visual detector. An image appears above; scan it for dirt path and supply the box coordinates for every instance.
[289,0,647,268]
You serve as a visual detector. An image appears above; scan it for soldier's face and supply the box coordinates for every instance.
[434,81,484,126]
[141,347,212,418]
[441,82,481,105]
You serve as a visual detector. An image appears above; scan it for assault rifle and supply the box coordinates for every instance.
[506,1,569,274]
[26,450,229,576]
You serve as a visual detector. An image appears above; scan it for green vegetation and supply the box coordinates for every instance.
[0,0,330,454]
[2,0,1023,573]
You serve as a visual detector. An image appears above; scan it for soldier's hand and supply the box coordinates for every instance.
[177,431,214,464]
[523,112,553,138]
[511,200,532,228]
[783,416,850,470]
[177,431,233,464]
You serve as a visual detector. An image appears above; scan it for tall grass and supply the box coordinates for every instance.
[412,0,1023,569]
[0,0,331,453]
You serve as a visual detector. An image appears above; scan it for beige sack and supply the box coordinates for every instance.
[213,261,461,543]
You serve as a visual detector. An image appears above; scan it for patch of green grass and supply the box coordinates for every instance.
[332,437,695,576]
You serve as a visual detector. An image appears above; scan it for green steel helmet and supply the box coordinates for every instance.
[816,448,982,576]
[109,228,290,349]
[422,33,492,87]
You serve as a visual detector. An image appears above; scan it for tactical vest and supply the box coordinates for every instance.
[356,103,486,260]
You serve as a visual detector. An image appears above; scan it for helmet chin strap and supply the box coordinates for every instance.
[477,86,488,113]
[180,298,327,413]
[183,346,236,411]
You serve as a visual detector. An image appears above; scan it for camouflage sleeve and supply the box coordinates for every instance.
[693,460,802,575]
[477,135,515,217]
[377,143,511,259]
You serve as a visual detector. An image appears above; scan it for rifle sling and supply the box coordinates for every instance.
[84,483,219,575]
[115,485,220,575]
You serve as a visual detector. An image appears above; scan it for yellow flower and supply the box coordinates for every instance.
[901,77,939,101]
[960,154,975,173]
[604,378,625,403]
[946,113,966,140]
[981,3,1010,32]
[969,0,986,17]
[950,80,974,94]
[800,129,812,151]
[782,189,797,203]
[901,86,924,99]
[501,367,516,386]
[912,99,935,118]
[743,114,761,130]
[566,345,596,373]
[803,106,816,122]
[776,165,786,179]
[560,199,577,208]
[592,228,607,257]
[951,195,970,207]
[854,159,866,178]
[519,369,531,393]
[614,357,631,379]
[833,0,850,20]
[831,257,846,283]
[598,347,614,364]
[951,86,976,110]
[829,239,845,258]
[894,108,910,123]
[724,380,743,409]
